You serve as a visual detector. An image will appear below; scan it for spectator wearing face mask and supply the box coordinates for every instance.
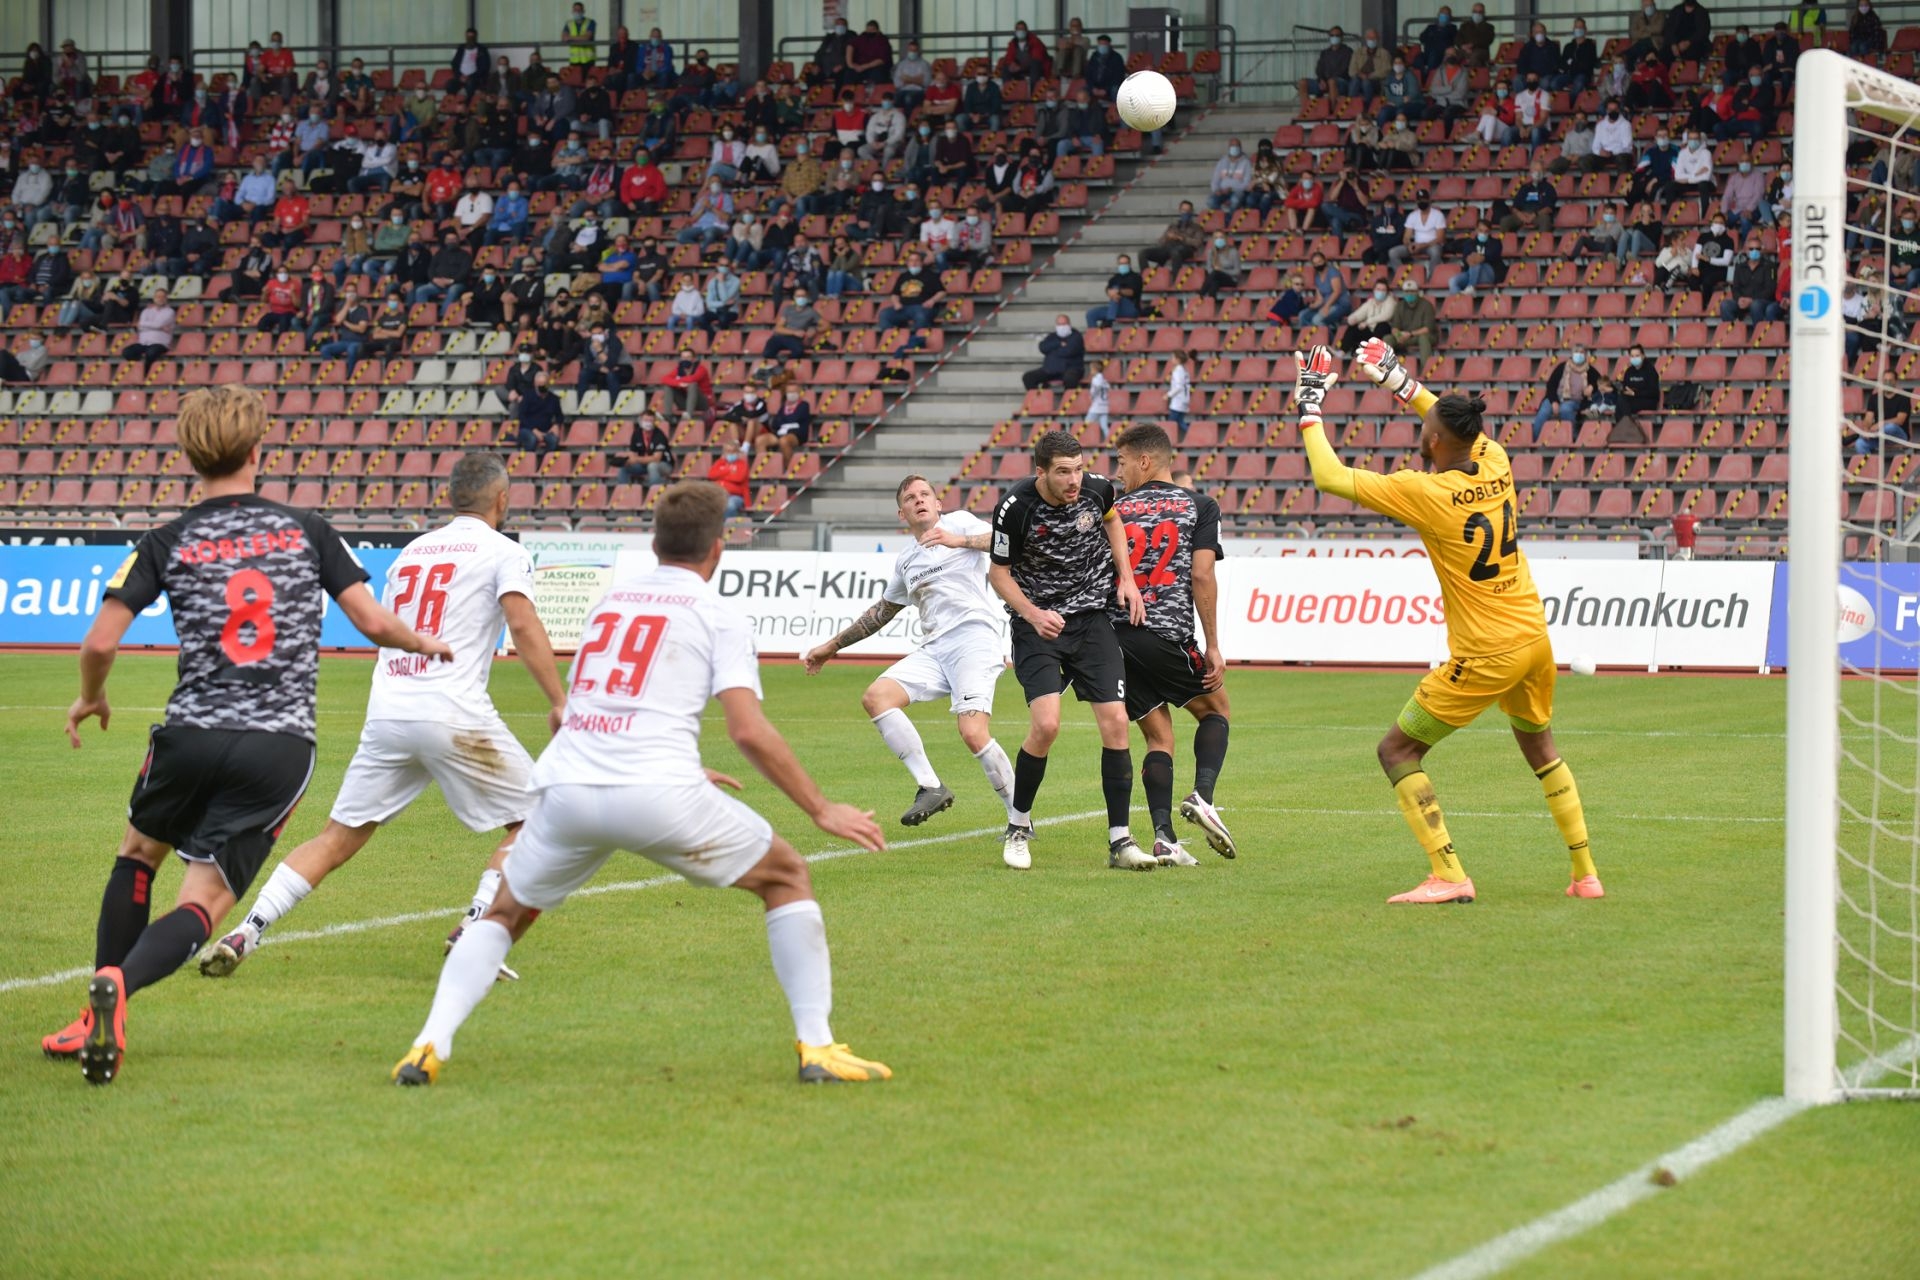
[934,122,977,183]
[1552,112,1597,175]
[124,288,176,370]
[1625,1,1664,65]
[315,288,371,374]
[1415,8,1457,75]
[707,426,752,517]
[1592,100,1636,174]
[959,73,1003,134]
[1199,234,1242,300]
[812,19,855,89]
[1670,131,1718,217]
[1340,283,1399,353]
[1533,346,1595,438]
[703,263,741,332]
[1209,140,1253,211]
[1142,200,1209,270]
[1088,255,1143,328]
[1448,220,1504,293]
[1056,89,1108,160]
[1722,152,1773,232]
[514,371,563,461]
[0,330,49,383]
[1389,190,1447,270]
[1553,21,1597,94]
[999,23,1053,85]
[666,274,707,332]
[1308,27,1352,99]
[465,262,510,326]
[880,252,942,330]
[1720,247,1781,326]
[1281,174,1324,233]
[1376,58,1425,127]
[678,180,736,245]
[1500,166,1558,233]
[1426,52,1473,128]
[1663,0,1713,63]
[1625,52,1673,110]
[860,98,906,163]
[1299,252,1352,327]
[1023,315,1085,390]
[1628,129,1681,209]
[578,328,632,398]
[1453,5,1496,67]
[1575,203,1625,260]
[779,141,827,218]
[659,343,713,417]
[763,285,827,362]
[1724,68,1781,140]
[901,121,937,189]
[620,148,669,217]
[892,40,932,111]
[1086,36,1124,99]
[618,412,676,487]
[1389,281,1440,361]
[1346,29,1392,104]
[1615,346,1661,426]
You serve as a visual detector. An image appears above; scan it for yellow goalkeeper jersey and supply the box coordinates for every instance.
[1350,435,1548,657]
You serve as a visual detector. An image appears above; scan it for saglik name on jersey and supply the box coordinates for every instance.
[989,474,1119,616]
[1110,480,1223,642]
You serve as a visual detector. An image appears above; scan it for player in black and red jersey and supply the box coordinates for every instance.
[41,384,451,1085]
[1110,424,1235,865]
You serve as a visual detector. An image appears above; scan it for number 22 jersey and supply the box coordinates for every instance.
[104,494,371,742]
[1108,480,1222,643]
[1350,434,1547,657]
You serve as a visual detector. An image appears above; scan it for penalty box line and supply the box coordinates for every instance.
[0,809,1105,996]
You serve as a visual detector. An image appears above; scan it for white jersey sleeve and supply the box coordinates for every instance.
[710,606,763,700]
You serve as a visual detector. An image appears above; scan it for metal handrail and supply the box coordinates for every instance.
[1397,0,1920,46]
[773,23,1238,96]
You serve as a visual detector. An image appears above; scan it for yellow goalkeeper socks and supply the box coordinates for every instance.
[1387,763,1466,883]
[1535,758,1597,879]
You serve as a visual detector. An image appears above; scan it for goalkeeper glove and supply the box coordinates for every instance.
[1354,337,1424,406]
[1292,345,1339,425]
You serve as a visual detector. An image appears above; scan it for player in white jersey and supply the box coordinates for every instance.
[199,455,567,979]
[392,481,892,1086]
[801,475,1017,827]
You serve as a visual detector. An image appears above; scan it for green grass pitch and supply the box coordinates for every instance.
[0,651,1916,1279]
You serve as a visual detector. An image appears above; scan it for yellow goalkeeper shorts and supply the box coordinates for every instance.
[1397,633,1557,745]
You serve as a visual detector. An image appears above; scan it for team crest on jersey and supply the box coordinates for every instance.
[1074,511,1096,533]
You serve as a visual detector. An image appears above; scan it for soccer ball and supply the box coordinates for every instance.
[1115,70,1177,133]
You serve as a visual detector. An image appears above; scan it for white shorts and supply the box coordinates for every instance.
[880,643,1004,716]
[329,717,534,832]
[502,781,775,909]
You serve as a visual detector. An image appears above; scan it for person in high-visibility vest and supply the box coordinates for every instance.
[1789,0,1828,35]
[564,3,596,67]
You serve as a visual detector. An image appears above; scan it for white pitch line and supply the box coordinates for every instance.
[0,809,1104,996]
[1407,1037,1920,1280]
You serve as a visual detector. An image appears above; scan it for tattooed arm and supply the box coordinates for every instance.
[917,525,991,551]
[801,597,905,674]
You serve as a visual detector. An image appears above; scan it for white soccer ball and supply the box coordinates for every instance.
[1115,70,1177,133]
[1571,654,1598,677]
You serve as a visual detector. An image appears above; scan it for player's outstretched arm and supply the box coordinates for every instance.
[717,687,886,851]
[802,597,905,674]
[334,582,455,663]
[1352,336,1439,418]
[1292,345,1360,501]
[501,592,567,734]
[988,563,1064,639]
[66,597,135,748]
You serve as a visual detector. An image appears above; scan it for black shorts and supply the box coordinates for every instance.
[128,725,316,896]
[1115,623,1208,721]
[1010,609,1126,705]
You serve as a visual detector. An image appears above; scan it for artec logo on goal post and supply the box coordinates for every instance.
[1796,285,1832,321]
[1793,198,1838,333]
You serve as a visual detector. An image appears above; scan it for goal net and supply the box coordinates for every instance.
[1789,49,1920,1102]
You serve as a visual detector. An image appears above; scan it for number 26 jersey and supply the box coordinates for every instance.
[104,494,370,743]
[1351,434,1547,658]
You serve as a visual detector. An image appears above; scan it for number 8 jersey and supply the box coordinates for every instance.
[533,563,763,790]
[103,494,371,742]
[1350,433,1547,657]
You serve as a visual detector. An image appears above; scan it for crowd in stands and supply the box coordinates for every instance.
[0,11,1180,526]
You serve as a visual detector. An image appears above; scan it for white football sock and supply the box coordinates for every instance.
[872,708,940,789]
[415,918,512,1060]
[973,739,1016,814]
[1011,807,1033,827]
[1109,826,1132,844]
[764,900,833,1045]
[243,863,312,939]
[465,867,503,923]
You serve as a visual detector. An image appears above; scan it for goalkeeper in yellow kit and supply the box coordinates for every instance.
[1292,340,1604,904]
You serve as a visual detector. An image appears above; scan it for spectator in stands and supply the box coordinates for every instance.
[315,286,371,373]
[177,216,220,280]
[708,426,752,517]
[163,128,216,197]
[1087,253,1142,328]
[1516,22,1559,85]
[89,113,141,180]
[1629,128,1679,208]
[638,97,679,160]
[901,123,937,188]
[891,39,932,111]
[1300,250,1352,328]
[1723,150,1772,232]
[301,57,340,115]
[1348,29,1392,104]
[596,234,641,303]
[258,31,297,100]
[221,156,278,225]
[1721,245,1781,326]
[1601,50,1633,100]
[124,287,175,370]
[1654,227,1699,294]
[957,71,1004,137]
[656,344,709,418]
[764,384,813,463]
[1512,75,1551,152]
[951,206,993,270]
[1500,164,1558,232]
[480,53,520,107]
[0,240,29,313]
[349,127,396,194]
[848,20,894,84]
[1267,274,1309,326]
[1664,0,1713,62]
[1001,21,1054,84]
[543,136,591,201]
[618,149,667,219]
[702,263,741,332]
[1389,281,1440,361]
[1726,65,1781,140]
[1454,4,1496,66]
[337,57,374,118]
[514,369,563,462]
[1671,130,1718,216]
[678,178,735,246]
[1574,203,1624,259]
[635,28,674,88]
[998,152,1053,218]
[536,288,584,365]
[529,77,578,145]
[1309,28,1352,99]
[1591,100,1636,175]
[1339,281,1398,353]
[365,209,412,278]
[263,178,310,249]
[1476,80,1519,146]
[1551,111,1596,175]
[723,382,772,438]
[223,236,273,301]
[1615,345,1661,431]
[822,235,863,300]
[42,160,88,230]
[501,256,546,330]
[924,71,963,122]
[1427,51,1472,128]
[811,18,855,89]
[1626,52,1673,110]
[1199,233,1242,300]
[298,266,336,343]
[1023,315,1085,390]
[770,139,822,214]
[1416,7,1456,74]
[153,57,190,119]
[913,200,954,266]
[1378,114,1419,171]
[1074,32,1119,102]
[1532,344,1593,438]
[935,119,978,182]
[1055,17,1092,81]
[1552,20,1596,93]
[140,212,181,274]
[618,411,675,487]
[761,208,802,273]
[0,331,48,383]
[450,29,489,96]
[726,209,769,270]
[1448,220,1503,292]
[1208,139,1253,211]
[411,230,473,312]
[1056,89,1106,160]
[1320,170,1369,238]
[294,105,331,176]
[576,286,615,340]
[1378,57,1424,126]
[1165,350,1193,432]
[1142,200,1207,272]
[465,261,509,326]
[1389,189,1446,270]
[99,266,141,324]
[1248,140,1286,211]
[1281,174,1325,231]
[483,179,529,247]
[764,285,826,364]
[578,329,632,398]
[58,269,103,330]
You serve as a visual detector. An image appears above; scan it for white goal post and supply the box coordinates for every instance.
[1787,49,1920,1104]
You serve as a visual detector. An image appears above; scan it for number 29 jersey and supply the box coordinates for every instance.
[103,494,370,742]
[1109,480,1223,643]
[532,563,763,791]
[1351,434,1547,658]
[363,515,535,727]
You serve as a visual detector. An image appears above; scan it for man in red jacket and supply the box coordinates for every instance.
[620,149,668,216]
[706,424,752,517]
[424,155,465,220]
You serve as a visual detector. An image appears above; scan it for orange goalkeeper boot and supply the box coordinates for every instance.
[1387,875,1477,904]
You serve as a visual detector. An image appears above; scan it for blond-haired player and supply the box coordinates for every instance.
[1292,341,1603,904]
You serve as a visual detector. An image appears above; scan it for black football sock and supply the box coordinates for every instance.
[1142,750,1175,840]
[1193,715,1230,804]
[1101,746,1134,834]
[1012,748,1048,820]
[95,856,155,971]
[119,903,211,996]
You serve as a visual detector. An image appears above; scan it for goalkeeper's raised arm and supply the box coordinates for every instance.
[1292,340,1440,501]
